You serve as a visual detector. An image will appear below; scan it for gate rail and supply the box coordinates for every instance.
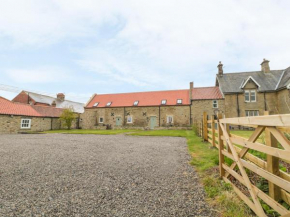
[201,112,290,216]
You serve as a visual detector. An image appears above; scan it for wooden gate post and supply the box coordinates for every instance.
[218,113,225,178]
[203,112,208,141]
[264,111,281,201]
[211,115,215,147]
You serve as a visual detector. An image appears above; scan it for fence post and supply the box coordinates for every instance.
[218,113,225,178]
[203,112,208,141]
[264,111,281,201]
[211,115,215,147]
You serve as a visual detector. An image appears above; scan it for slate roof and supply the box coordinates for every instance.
[276,67,290,90]
[0,96,64,117]
[216,69,287,94]
[24,91,84,113]
[191,87,223,100]
[86,90,191,108]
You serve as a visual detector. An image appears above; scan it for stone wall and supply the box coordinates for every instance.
[191,99,225,122]
[0,115,61,134]
[224,89,278,118]
[277,89,290,114]
[80,105,191,129]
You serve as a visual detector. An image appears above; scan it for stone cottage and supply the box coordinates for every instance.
[80,85,224,130]
[216,59,290,118]
[0,96,64,134]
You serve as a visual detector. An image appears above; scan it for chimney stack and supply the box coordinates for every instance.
[218,61,223,76]
[57,93,65,102]
[189,82,194,100]
[261,58,270,73]
[51,100,56,107]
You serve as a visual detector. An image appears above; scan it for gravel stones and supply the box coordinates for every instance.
[0,134,214,216]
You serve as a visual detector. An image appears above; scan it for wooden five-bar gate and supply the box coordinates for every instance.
[199,112,290,217]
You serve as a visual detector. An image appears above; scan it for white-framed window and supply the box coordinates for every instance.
[21,119,31,129]
[245,110,259,117]
[245,90,256,102]
[250,90,256,102]
[127,116,133,123]
[213,100,218,108]
[93,102,99,107]
[133,101,139,106]
[167,115,173,124]
[161,100,167,105]
[176,99,182,104]
[106,102,112,106]
[99,117,104,123]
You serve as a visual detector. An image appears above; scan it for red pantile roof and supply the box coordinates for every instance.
[31,105,63,117]
[191,87,223,100]
[87,90,190,108]
[0,96,64,117]
[0,97,42,117]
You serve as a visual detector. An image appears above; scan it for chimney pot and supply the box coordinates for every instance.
[57,93,65,101]
[261,58,270,73]
[218,61,223,76]
[52,100,56,107]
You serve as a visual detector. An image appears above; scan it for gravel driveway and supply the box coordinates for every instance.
[0,134,214,216]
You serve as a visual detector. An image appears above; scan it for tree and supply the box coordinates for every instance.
[59,108,77,130]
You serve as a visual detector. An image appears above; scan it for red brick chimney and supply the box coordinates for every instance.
[57,93,65,102]
[261,58,270,73]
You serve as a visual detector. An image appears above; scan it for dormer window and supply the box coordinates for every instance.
[161,100,167,105]
[177,99,182,104]
[93,102,99,107]
[106,102,112,107]
[133,101,139,106]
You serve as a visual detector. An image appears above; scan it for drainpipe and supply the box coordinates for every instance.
[236,93,240,130]
[236,94,240,117]
[159,106,161,127]
[264,92,267,111]
[189,104,192,126]
[123,107,125,126]
[51,118,53,130]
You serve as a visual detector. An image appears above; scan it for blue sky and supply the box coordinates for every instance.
[0,0,290,103]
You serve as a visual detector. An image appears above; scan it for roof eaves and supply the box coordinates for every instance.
[85,93,97,107]
[275,69,286,90]
[216,75,225,98]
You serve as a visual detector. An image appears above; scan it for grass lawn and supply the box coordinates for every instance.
[130,130,191,137]
[42,129,139,135]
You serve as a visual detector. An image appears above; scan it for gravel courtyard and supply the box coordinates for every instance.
[0,134,214,216]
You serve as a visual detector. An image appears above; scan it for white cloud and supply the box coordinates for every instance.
[6,67,68,83]
[0,0,290,89]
